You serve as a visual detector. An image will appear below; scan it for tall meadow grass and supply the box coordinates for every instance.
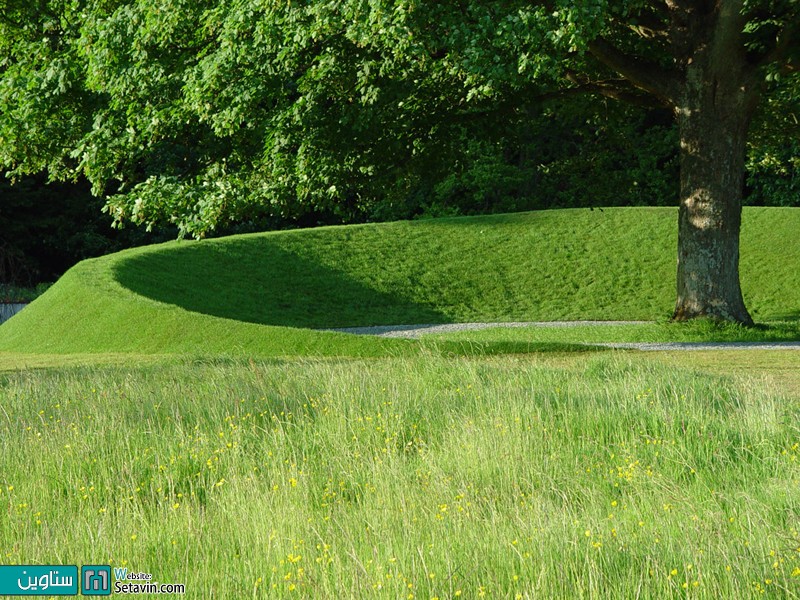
[0,354,798,598]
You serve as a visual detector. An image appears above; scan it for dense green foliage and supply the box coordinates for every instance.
[746,68,800,207]
[0,0,797,239]
[1,208,798,356]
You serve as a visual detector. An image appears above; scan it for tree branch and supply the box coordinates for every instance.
[451,76,666,125]
[663,0,698,13]
[760,23,797,68]
[587,37,680,107]
[559,70,668,108]
[621,9,670,40]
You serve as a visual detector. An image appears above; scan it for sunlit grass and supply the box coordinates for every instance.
[1,353,798,598]
[2,207,800,356]
[423,320,800,348]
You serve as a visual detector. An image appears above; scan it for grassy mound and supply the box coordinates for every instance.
[0,253,407,357]
[0,207,798,356]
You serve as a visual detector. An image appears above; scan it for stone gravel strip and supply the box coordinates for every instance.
[328,321,800,350]
[329,321,650,339]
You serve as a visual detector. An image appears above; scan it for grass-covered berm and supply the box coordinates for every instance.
[0,353,798,599]
[1,207,799,357]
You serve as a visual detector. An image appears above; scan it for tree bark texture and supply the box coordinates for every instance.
[671,3,758,324]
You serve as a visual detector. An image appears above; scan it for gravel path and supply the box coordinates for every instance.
[331,320,649,338]
[329,321,800,351]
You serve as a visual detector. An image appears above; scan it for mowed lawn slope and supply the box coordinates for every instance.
[0,207,798,356]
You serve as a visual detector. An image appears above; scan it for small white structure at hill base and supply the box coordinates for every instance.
[0,303,27,324]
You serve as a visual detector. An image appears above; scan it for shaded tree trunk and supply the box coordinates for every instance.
[585,0,773,324]
[672,84,755,324]
[671,5,759,325]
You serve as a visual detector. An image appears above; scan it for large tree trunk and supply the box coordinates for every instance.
[673,87,754,324]
[671,6,758,325]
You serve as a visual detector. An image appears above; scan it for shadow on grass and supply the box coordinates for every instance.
[114,239,449,328]
[761,310,800,322]
[677,319,800,342]
[424,340,609,357]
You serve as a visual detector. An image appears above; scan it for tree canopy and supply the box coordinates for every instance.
[0,1,794,234]
[0,0,798,321]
